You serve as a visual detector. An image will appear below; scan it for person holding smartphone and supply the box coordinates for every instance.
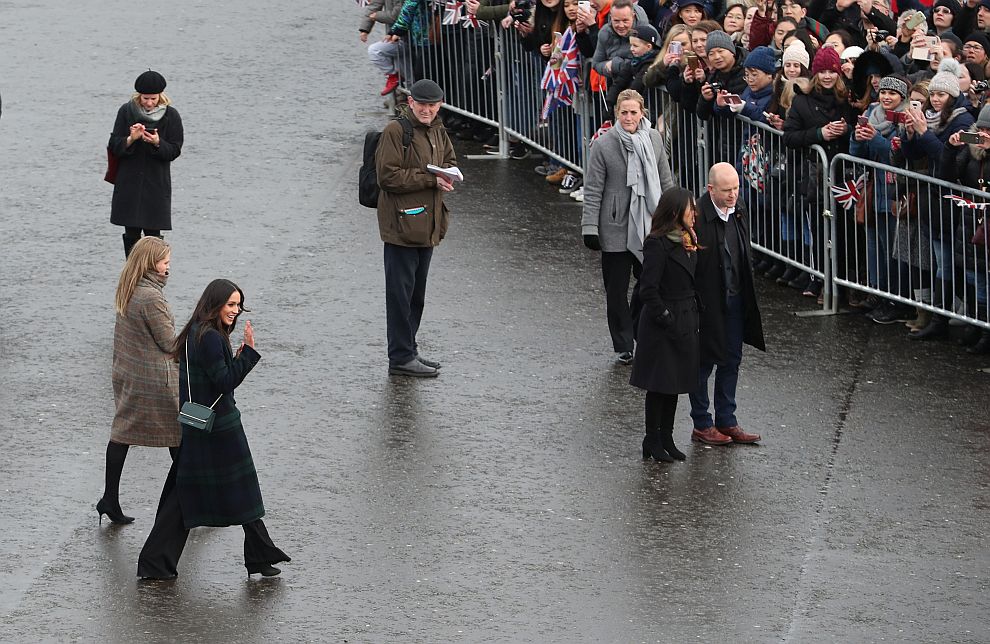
[108,71,183,258]
[903,64,978,342]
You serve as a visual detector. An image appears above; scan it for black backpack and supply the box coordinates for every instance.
[359,116,414,208]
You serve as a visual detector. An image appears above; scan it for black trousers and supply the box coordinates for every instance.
[384,242,433,367]
[601,250,642,353]
[137,462,288,578]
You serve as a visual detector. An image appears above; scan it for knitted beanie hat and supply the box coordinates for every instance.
[965,31,990,54]
[811,45,842,75]
[705,30,735,55]
[878,76,909,99]
[841,45,864,61]
[976,104,990,128]
[933,0,959,16]
[744,46,778,74]
[928,58,963,97]
[782,41,810,68]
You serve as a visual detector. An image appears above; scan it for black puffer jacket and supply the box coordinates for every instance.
[696,48,747,121]
[782,84,856,158]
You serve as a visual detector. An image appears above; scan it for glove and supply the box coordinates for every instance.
[583,234,601,251]
[656,309,673,328]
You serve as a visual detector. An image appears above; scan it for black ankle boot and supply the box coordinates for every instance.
[764,261,786,281]
[642,432,674,463]
[660,427,686,461]
[777,265,800,285]
[122,234,140,258]
[968,330,990,354]
[908,315,948,340]
[96,497,134,525]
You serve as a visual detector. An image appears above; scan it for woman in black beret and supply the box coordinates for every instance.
[107,70,184,258]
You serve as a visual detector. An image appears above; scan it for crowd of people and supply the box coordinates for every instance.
[357,0,990,354]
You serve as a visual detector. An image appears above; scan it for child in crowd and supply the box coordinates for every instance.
[606,24,662,109]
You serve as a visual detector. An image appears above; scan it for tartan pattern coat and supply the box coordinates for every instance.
[176,325,264,528]
[110,274,180,447]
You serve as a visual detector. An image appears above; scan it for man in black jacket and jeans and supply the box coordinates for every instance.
[689,163,767,446]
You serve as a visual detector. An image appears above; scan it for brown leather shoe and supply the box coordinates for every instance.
[718,425,761,444]
[691,427,732,446]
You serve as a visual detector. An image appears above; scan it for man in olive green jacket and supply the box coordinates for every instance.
[375,79,457,377]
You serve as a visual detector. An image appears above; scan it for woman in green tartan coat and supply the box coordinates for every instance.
[137,279,290,580]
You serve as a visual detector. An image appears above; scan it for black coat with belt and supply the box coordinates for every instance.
[108,102,183,231]
[694,193,766,365]
[630,235,700,394]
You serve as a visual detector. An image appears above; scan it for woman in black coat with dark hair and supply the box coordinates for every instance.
[631,188,701,463]
[137,279,290,580]
[109,70,183,258]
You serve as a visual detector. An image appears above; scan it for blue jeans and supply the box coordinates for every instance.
[866,212,895,292]
[690,294,744,429]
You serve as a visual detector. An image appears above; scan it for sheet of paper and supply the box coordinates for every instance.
[427,164,464,182]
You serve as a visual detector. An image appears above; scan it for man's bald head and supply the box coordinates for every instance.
[707,162,739,211]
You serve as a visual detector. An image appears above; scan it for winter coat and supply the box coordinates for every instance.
[735,82,774,123]
[591,22,633,79]
[697,52,747,121]
[606,49,660,105]
[782,84,857,158]
[848,102,904,214]
[940,140,990,244]
[581,126,676,252]
[176,325,264,529]
[360,0,403,32]
[109,102,183,231]
[902,106,974,178]
[110,273,180,447]
[694,193,766,365]
[630,235,700,393]
[376,107,456,248]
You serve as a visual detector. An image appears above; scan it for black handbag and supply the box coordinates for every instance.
[176,341,222,432]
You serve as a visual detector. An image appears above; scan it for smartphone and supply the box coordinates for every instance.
[905,11,926,30]
[578,0,591,11]
[910,100,922,111]
[669,41,683,55]
[685,52,700,70]
[724,94,743,105]
[960,131,983,144]
[857,115,869,127]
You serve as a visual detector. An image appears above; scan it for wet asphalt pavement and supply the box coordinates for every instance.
[1,1,989,642]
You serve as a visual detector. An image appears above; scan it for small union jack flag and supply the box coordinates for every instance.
[830,173,867,210]
[590,120,613,145]
[944,194,990,209]
[461,12,487,28]
[443,0,464,25]
[540,28,581,120]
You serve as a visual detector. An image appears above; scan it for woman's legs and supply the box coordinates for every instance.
[243,519,291,574]
[601,251,641,356]
[643,391,684,461]
[121,227,162,257]
[99,441,130,516]
[137,462,189,579]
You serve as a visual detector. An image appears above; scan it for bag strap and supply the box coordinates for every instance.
[186,339,222,409]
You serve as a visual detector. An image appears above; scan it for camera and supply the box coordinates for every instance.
[971,80,990,94]
[511,0,533,22]
[708,81,724,91]
[872,29,890,40]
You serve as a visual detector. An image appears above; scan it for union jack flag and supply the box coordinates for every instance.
[590,120,613,145]
[944,194,990,209]
[540,28,581,120]
[461,12,487,28]
[443,0,464,25]
[830,173,867,210]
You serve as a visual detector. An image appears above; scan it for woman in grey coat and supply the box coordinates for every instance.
[582,89,675,364]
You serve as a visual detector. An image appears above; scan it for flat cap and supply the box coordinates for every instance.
[410,79,444,102]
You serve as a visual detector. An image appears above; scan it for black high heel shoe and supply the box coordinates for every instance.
[642,434,674,463]
[247,564,281,578]
[96,498,134,525]
[660,433,686,461]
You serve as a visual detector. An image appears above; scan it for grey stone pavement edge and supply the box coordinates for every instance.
[0,1,988,642]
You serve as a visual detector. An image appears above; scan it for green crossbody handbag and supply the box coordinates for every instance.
[177,340,222,433]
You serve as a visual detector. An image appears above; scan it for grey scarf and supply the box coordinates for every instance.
[126,100,167,127]
[867,102,902,138]
[925,105,969,136]
[615,118,662,262]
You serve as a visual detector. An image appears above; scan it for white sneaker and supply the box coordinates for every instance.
[570,186,584,201]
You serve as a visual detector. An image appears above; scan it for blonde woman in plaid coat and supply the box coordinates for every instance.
[97,237,179,525]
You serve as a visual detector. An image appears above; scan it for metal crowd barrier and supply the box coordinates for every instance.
[830,154,990,329]
[384,10,988,330]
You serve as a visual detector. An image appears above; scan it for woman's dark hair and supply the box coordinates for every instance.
[828,29,855,49]
[937,94,958,128]
[784,29,817,58]
[966,61,987,83]
[649,187,697,238]
[170,278,249,361]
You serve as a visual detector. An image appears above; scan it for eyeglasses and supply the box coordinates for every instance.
[964,43,986,51]
[743,70,766,78]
